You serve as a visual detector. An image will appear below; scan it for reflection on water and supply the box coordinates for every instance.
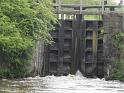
[0,71,124,93]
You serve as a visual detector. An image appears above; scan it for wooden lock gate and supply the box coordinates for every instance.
[42,15,104,78]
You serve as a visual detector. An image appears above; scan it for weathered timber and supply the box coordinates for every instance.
[31,2,124,78]
[54,10,124,15]
[74,15,82,73]
[122,15,124,32]
[32,15,124,78]
[53,4,123,9]
[92,21,98,77]
[32,41,44,76]
[78,20,104,78]
[53,3,123,15]
[79,16,86,75]
[58,14,64,75]
[43,19,76,76]
[43,19,104,77]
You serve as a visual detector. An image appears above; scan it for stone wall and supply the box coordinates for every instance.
[103,14,124,79]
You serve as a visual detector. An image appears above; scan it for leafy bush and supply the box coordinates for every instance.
[0,0,56,78]
[112,32,124,81]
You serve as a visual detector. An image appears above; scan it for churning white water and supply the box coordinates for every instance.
[0,71,124,93]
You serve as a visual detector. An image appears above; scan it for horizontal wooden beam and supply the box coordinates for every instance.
[54,10,124,15]
[53,4,123,9]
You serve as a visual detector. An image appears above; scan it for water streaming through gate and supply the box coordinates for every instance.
[0,71,124,93]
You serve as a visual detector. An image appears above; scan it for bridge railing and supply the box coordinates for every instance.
[53,0,124,15]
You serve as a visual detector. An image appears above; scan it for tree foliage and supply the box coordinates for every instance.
[0,0,56,78]
[112,32,124,81]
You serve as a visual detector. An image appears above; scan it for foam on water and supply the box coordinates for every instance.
[0,71,124,93]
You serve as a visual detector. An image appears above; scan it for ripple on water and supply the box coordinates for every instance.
[0,71,124,93]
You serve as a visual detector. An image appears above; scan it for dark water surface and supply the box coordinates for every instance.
[0,71,124,93]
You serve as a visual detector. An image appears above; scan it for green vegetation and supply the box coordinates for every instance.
[112,32,124,81]
[0,0,56,78]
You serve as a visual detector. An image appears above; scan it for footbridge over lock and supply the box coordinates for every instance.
[32,0,124,78]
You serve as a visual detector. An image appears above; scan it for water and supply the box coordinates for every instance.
[0,71,124,93]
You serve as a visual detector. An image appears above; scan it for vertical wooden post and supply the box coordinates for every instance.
[80,0,83,14]
[101,0,105,14]
[71,15,77,74]
[122,15,124,32]
[58,0,61,13]
[76,14,82,72]
[58,14,64,75]
[79,15,86,75]
[56,0,61,19]
[93,21,98,76]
